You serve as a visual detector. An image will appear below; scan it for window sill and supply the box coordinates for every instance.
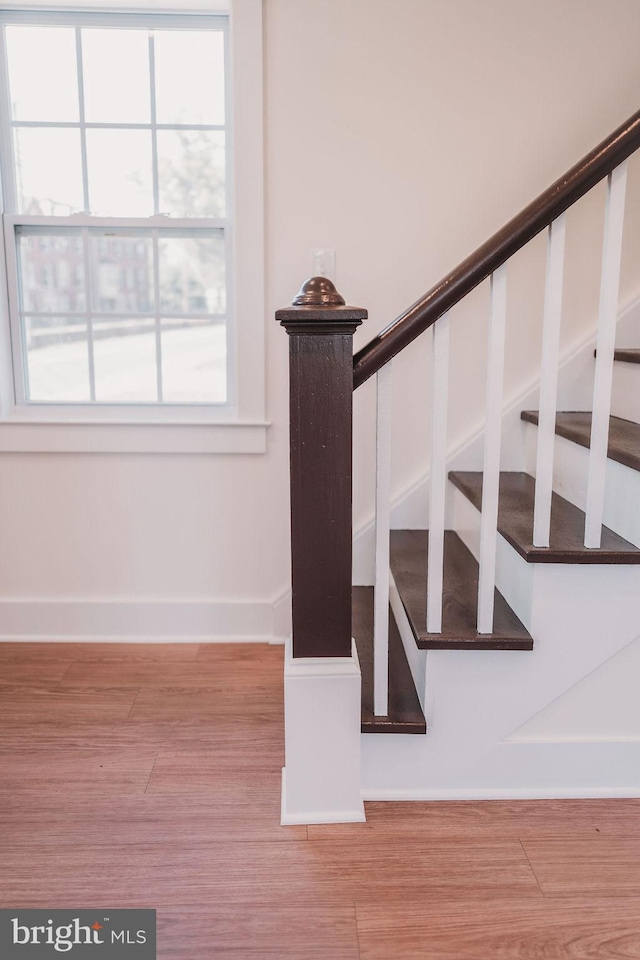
[0,418,269,454]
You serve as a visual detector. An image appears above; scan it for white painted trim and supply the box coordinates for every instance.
[426,313,449,633]
[0,419,268,452]
[0,7,229,20]
[229,0,264,425]
[6,634,276,643]
[6,216,227,228]
[272,587,292,642]
[373,362,392,715]
[389,571,427,711]
[280,769,366,825]
[362,786,640,801]
[281,637,365,826]
[477,264,507,632]
[0,0,266,450]
[533,214,566,547]
[509,734,640,744]
[0,596,285,641]
[585,161,628,546]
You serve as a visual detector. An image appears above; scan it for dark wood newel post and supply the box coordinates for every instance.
[276,277,367,659]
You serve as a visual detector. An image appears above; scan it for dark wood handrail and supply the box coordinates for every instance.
[353,107,640,389]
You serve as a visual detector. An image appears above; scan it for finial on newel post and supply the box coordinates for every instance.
[291,276,346,306]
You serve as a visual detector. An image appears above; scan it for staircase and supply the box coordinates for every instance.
[355,398,640,737]
[277,108,640,824]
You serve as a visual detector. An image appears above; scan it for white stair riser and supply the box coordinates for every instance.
[523,420,640,547]
[610,360,640,422]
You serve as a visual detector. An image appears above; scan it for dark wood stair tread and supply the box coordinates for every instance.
[522,410,640,473]
[352,587,426,734]
[449,470,640,563]
[615,348,640,364]
[594,348,640,365]
[390,530,532,650]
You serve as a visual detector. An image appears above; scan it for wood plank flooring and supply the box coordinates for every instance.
[2,642,640,958]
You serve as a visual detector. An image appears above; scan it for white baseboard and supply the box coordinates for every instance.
[280,768,366,825]
[362,785,640,801]
[0,597,285,642]
[272,588,292,642]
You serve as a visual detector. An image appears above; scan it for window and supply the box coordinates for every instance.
[0,4,266,453]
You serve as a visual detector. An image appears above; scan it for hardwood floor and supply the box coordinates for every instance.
[2,643,640,958]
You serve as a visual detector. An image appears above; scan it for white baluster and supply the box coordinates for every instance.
[585,161,628,547]
[477,264,507,633]
[533,213,567,547]
[373,361,392,716]
[427,313,450,634]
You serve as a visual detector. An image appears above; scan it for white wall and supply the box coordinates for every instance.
[3,0,640,639]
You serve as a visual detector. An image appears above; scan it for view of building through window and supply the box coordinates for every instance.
[1,16,229,405]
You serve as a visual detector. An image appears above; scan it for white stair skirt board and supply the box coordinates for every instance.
[362,504,640,797]
[523,420,640,548]
[281,637,365,825]
[362,741,640,800]
[508,631,640,742]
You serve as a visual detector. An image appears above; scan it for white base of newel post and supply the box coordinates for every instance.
[280,637,365,825]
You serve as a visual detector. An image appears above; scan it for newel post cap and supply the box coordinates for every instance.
[275,277,367,326]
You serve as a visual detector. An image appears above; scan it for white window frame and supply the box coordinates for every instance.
[0,0,266,453]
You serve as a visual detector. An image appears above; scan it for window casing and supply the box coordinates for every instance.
[0,4,266,452]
